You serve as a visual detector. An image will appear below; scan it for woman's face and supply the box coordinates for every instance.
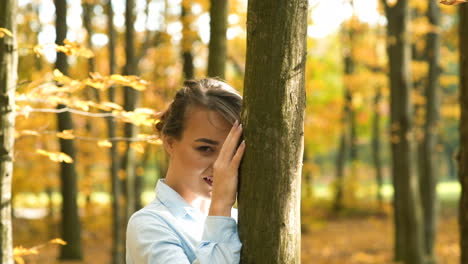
[164,106,232,202]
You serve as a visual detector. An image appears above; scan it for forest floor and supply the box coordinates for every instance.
[13,200,459,264]
[301,200,459,264]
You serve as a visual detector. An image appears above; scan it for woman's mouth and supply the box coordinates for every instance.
[203,176,213,186]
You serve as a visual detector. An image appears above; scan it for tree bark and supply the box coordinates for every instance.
[207,0,228,79]
[419,1,441,263]
[54,0,83,259]
[238,0,307,263]
[123,0,139,220]
[381,0,425,263]
[106,0,124,263]
[0,0,17,263]
[459,4,468,264]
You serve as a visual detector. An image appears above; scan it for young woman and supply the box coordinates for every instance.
[126,79,245,264]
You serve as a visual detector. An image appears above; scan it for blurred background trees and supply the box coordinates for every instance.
[1,0,467,263]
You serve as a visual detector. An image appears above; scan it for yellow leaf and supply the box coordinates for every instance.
[33,44,44,57]
[131,142,145,154]
[110,74,148,91]
[50,238,67,245]
[137,133,151,139]
[97,140,113,148]
[36,149,74,163]
[70,98,90,111]
[110,74,128,83]
[0,28,13,38]
[56,39,94,58]
[17,105,33,118]
[56,130,75,140]
[100,102,123,111]
[440,0,467,5]
[84,78,107,90]
[440,75,458,87]
[14,256,25,264]
[19,130,40,137]
[53,69,72,85]
[135,108,156,115]
[148,138,163,145]
[13,246,39,256]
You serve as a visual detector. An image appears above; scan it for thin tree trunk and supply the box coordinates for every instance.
[344,10,359,208]
[458,4,468,264]
[181,2,194,79]
[134,145,151,211]
[207,0,228,79]
[372,85,384,208]
[0,0,17,262]
[82,0,98,215]
[33,3,43,71]
[82,1,100,102]
[445,143,456,180]
[238,0,307,263]
[303,149,313,199]
[381,0,425,263]
[333,130,348,212]
[46,186,54,238]
[419,1,441,263]
[334,87,350,211]
[107,0,124,263]
[123,0,139,221]
[54,0,83,259]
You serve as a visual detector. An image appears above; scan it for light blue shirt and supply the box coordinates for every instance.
[126,179,242,264]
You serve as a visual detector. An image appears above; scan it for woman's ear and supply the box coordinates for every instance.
[162,135,175,156]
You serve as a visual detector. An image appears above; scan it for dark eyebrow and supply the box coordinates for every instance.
[194,138,219,145]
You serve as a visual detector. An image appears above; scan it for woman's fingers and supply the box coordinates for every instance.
[228,123,243,159]
[218,120,242,163]
[230,140,246,168]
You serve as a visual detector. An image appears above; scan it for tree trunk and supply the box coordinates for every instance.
[381,0,425,263]
[372,85,384,208]
[347,25,359,205]
[0,0,17,263]
[181,2,194,79]
[81,0,98,215]
[107,0,124,263]
[419,1,441,263]
[445,143,456,180]
[54,0,83,259]
[207,0,228,79]
[459,4,468,264]
[238,0,307,263]
[333,130,348,212]
[303,149,314,199]
[82,1,100,102]
[123,0,139,220]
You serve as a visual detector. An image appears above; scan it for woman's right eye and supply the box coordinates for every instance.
[196,146,214,154]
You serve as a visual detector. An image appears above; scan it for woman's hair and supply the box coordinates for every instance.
[155,78,242,140]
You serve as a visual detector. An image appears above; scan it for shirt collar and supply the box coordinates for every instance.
[155,179,201,219]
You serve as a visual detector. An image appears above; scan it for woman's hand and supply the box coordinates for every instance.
[209,120,246,217]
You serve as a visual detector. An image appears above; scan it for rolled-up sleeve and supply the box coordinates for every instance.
[196,216,242,264]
